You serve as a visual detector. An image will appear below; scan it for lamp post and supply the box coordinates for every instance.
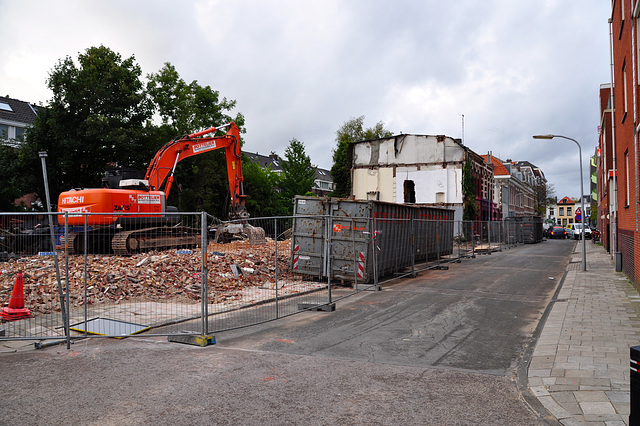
[533,134,586,271]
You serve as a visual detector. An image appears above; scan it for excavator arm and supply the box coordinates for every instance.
[144,122,248,219]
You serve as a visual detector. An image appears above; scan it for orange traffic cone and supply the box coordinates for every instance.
[1,272,32,321]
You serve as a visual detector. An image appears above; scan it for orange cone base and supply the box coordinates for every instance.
[0,306,32,321]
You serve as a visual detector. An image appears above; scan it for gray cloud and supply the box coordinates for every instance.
[0,0,610,199]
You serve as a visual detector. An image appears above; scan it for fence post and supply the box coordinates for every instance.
[373,217,379,290]
[326,214,332,304]
[631,345,640,425]
[200,212,208,336]
[274,217,279,319]
[83,214,88,336]
[352,218,358,291]
[64,212,71,349]
[410,217,416,278]
[40,151,69,346]
[454,221,462,263]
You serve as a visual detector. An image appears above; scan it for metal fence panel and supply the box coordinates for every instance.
[2,211,531,344]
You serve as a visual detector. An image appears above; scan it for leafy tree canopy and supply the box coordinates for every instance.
[534,181,555,217]
[146,63,245,217]
[6,46,246,219]
[19,45,152,200]
[242,157,288,218]
[280,138,316,204]
[330,116,392,197]
[462,158,478,221]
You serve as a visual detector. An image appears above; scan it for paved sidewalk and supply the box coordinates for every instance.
[528,241,640,425]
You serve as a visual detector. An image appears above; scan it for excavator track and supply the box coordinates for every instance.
[65,232,81,254]
[111,226,201,256]
[65,228,115,255]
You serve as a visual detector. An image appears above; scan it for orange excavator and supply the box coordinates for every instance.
[57,122,264,254]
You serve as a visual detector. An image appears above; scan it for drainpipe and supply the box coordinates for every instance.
[633,3,640,233]
[631,2,640,232]
[609,16,619,258]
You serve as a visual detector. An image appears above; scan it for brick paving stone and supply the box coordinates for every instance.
[526,242,640,424]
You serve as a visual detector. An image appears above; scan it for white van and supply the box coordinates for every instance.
[566,223,591,240]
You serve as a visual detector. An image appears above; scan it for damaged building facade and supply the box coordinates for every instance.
[350,134,496,223]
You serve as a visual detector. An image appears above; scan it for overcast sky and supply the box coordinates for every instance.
[0,0,611,200]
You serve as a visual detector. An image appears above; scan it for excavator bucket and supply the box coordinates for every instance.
[245,224,266,245]
[213,222,266,245]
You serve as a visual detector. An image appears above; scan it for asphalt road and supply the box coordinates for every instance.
[0,239,573,425]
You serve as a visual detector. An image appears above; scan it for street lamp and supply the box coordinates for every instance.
[533,134,586,271]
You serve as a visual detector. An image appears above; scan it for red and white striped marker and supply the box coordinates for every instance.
[293,245,300,270]
[357,252,365,279]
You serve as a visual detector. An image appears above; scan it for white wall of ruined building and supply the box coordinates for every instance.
[352,134,464,201]
[352,135,465,167]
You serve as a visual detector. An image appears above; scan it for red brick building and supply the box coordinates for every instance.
[606,1,639,287]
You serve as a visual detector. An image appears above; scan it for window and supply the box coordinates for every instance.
[567,207,572,216]
[620,0,626,39]
[0,124,8,139]
[637,16,640,81]
[0,102,12,112]
[559,207,564,216]
[549,208,554,216]
[403,180,416,204]
[623,62,629,121]
[14,127,24,141]
[625,150,630,206]
[569,218,574,224]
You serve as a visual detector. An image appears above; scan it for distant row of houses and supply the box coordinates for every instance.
[242,151,334,197]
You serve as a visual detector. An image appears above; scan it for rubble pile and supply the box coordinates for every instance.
[0,240,295,314]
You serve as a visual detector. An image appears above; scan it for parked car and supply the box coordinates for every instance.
[569,223,591,240]
[548,226,568,239]
[564,224,576,238]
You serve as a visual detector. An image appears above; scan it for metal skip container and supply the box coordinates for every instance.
[291,196,455,283]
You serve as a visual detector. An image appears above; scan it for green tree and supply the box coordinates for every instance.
[280,138,316,204]
[462,158,478,221]
[5,47,246,218]
[534,181,555,217]
[0,146,27,211]
[242,157,287,218]
[330,116,392,197]
[20,45,152,201]
[589,199,598,225]
[145,63,246,217]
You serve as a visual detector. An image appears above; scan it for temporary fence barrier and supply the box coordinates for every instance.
[1,211,535,345]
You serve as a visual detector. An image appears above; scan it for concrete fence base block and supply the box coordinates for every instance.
[167,334,215,347]
[298,302,336,312]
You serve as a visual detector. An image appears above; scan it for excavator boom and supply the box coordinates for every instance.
[144,122,247,218]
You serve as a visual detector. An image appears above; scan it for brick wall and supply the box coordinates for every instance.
[610,0,639,291]
[619,228,636,287]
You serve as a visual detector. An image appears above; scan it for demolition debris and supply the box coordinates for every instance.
[1,240,300,315]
